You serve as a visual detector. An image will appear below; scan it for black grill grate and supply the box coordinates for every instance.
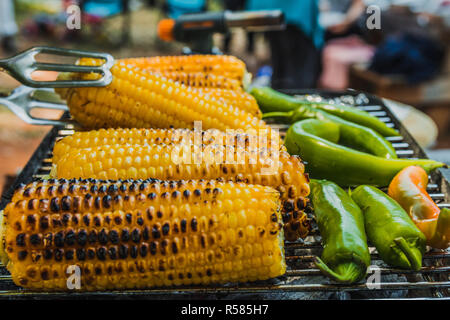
[0,89,448,299]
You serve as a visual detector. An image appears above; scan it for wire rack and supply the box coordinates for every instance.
[0,89,448,299]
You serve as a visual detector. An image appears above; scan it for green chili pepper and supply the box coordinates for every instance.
[351,185,427,270]
[310,179,370,283]
[250,86,400,137]
[284,119,445,186]
[263,107,397,159]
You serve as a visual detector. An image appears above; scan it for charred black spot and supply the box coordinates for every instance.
[90,185,98,193]
[83,215,90,226]
[77,230,87,246]
[108,247,117,260]
[55,231,64,247]
[61,196,72,211]
[180,219,187,232]
[93,216,101,227]
[118,245,128,259]
[125,213,132,223]
[150,242,157,255]
[183,190,190,198]
[18,250,28,260]
[102,195,112,209]
[88,230,97,244]
[121,229,130,242]
[152,225,161,239]
[50,198,60,213]
[131,228,141,243]
[98,229,108,245]
[283,200,295,212]
[54,249,63,261]
[29,234,41,246]
[157,211,163,219]
[65,249,74,260]
[162,223,170,236]
[271,213,278,222]
[137,217,144,226]
[87,248,95,259]
[130,245,138,258]
[98,185,107,193]
[140,244,148,257]
[16,233,26,247]
[27,214,36,225]
[194,189,201,197]
[76,248,86,261]
[191,218,198,232]
[109,230,119,244]
[44,249,52,260]
[97,247,107,260]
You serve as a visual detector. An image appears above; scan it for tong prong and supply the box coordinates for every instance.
[0,46,114,88]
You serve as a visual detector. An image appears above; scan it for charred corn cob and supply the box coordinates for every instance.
[2,179,285,291]
[119,55,247,82]
[52,142,311,240]
[56,59,267,131]
[52,128,282,163]
[196,88,261,118]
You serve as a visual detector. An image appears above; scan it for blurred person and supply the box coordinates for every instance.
[0,0,18,53]
[320,0,366,40]
[246,0,324,89]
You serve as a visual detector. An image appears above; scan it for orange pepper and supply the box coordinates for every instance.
[388,166,450,249]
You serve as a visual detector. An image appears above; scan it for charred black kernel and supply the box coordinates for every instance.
[172,191,180,199]
[152,225,161,239]
[27,199,37,210]
[98,185,107,193]
[200,234,206,248]
[94,196,101,209]
[119,184,127,192]
[271,213,278,222]
[238,230,244,238]
[77,230,87,245]
[18,250,28,260]
[61,196,72,211]
[142,227,149,240]
[146,208,154,220]
[68,185,77,194]
[194,189,201,197]
[71,215,79,225]
[191,218,198,232]
[44,249,52,260]
[162,223,170,236]
[47,185,56,196]
[27,214,36,224]
[76,248,86,261]
[180,219,187,232]
[125,213,132,223]
[93,216,101,227]
[87,248,95,259]
[137,217,144,226]
[121,229,130,242]
[114,216,122,225]
[259,228,265,236]
[282,212,292,223]
[109,230,119,244]
[30,234,41,246]
[55,231,64,247]
[283,200,295,212]
[108,247,117,260]
[139,183,147,191]
[90,185,98,193]
[149,242,157,255]
[57,184,66,195]
[182,190,190,199]
[114,244,127,259]
[206,269,212,277]
[97,247,107,260]
[43,233,52,247]
[168,274,174,281]
[40,270,49,280]
[131,228,141,243]
[157,211,163,218]
[161,240,168,255]
[147,192,157,201]
[65,249,74,260]
[128,183,136,192]
[88,230,97,244]
[161,192,169,199]
[102,195,112,209]
[130,246,138,258]
[54,249,63,261]
[62,213,70,226]
[50,198,60,212]
[83,215,90,226]
[172,242,178,254]
[187,272,192,279]
[23,188,32,197]
[16,233,26,247]
[95,267,102,275]
[140,244,148,257]
[178,273,184,279]
[205,188,212,194]
[98,229,108,245]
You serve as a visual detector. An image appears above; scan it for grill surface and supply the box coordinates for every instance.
[0,89,448,300]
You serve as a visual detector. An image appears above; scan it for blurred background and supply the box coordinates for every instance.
[0,0,449,195]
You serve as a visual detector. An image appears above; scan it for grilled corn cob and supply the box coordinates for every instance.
[2,178,285,291]
[52,142,311,240]
[55,59,267,130]
[119,55,247,82]
[52,128,282,163]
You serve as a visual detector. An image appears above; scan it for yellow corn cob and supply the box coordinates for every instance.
[52,142,311,240]
[55,59,267,131]
[2,178,285,291]
[52,128,282,163]
[195,88,261,118]
[119,55,247,82]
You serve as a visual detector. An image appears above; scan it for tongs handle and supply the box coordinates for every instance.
[0,46,114,88]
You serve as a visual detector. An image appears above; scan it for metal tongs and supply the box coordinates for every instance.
[0,46,114,126]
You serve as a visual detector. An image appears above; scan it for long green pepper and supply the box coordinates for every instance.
[263,106,397,159]
[310,179,370,283]
[284,119,445,186]
[251,86,400,137]
[351,185,427,270]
